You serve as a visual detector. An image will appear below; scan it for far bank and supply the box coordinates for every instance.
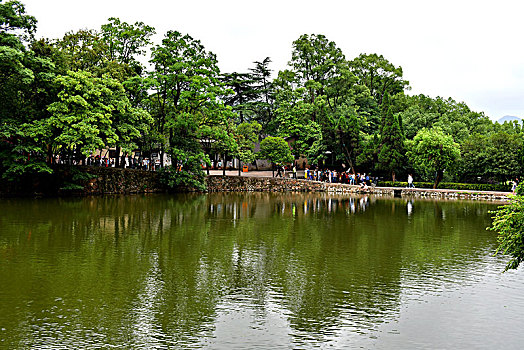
[0,166,511,201]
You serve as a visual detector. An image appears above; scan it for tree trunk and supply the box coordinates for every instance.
[272,163,275,177]
[222,157,226,176]
[392,170,396,182]
[160,144,164,169]
[47,144,53,165]
[115,146,121,168]
[433,170,444,189]
[238,159,242,176]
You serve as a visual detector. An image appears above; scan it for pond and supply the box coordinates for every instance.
[1,193,523,349]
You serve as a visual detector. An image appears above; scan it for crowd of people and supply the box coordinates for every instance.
[53,154,163,171]
[275,165,375,189]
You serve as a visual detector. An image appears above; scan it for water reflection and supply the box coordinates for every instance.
[0,193,522,349]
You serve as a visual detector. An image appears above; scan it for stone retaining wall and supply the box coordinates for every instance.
[81,167,162,195]
[0,166,163,197]
[1,168,511,201]
[205,175,511,201]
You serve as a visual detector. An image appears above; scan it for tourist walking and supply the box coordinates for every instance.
[407,174,415,188]
[276,165,283,178]
[512,178,519,194]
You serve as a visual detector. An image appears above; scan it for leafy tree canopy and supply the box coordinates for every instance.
[407,127,460,188]
[259,136,294,165]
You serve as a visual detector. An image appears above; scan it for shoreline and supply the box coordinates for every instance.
[0,167,512,202]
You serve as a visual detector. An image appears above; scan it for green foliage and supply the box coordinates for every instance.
[235,121,261,164]
[459,131,523,183]
[43,70,121,155]
[327,98,362,171]
[259,136,294,165]
[490,193,524,271]
[55,29,107,72]
[221,71,259,123]
[399,95,492,142]
[158,164,206,191]
[407,127,460,188]
[0,8,520,194]
[349,53,409,107]
[249,57,274,128]
[100,17,155,66]
[377,104,405,179]
[59,166,95,191]
[148,29,236,182]
[0,0,37,47]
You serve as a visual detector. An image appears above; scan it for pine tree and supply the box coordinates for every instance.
[377,105,405,181]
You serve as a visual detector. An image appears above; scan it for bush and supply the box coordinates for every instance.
[158,165,206,191]
[378,181,511,192]
[490,194,524,270]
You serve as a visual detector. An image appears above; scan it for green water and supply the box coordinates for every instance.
[1,193,523,349]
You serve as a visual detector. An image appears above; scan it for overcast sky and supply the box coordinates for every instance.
[21,0,524,120]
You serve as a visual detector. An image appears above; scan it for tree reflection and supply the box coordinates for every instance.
[0,194,499,348]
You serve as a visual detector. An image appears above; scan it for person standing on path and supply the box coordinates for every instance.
[407,174,414,188]
[512,178,519,194]
[293,165,297,179]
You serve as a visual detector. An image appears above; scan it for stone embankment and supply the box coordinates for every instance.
[205,175,511,201]
[0,166,162,197]
[0,168,511,201]
[81,167,162,195]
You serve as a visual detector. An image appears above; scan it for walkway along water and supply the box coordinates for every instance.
[206,170,511,201]
[0,167,510,201]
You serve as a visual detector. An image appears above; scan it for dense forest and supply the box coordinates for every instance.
[1,0,522,189]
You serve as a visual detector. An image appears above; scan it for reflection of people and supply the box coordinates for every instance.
[407,200,413,216]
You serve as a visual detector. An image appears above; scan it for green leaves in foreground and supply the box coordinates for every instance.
[490,190,524,271]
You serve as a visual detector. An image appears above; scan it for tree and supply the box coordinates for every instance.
[377,103,405,181]
[328,98,361,172]
[407,127,460,188]
[271,34,354,165]
[258,136,293,176]
[55,29,107,72]
[0,0,37,48]
[100,17,155,67]
[459,131,523,183]
[490,185,524,271]
[149,30,235,187]
[349,53,409,107]
[249,57,274,129]
[0,1,61,179]
[42,71,122,159]
[399,94,492,142]
[221,71,258,123]
[99,18,155,166]
[234,121,261,175]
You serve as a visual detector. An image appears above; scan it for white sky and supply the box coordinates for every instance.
[21,0,524,120]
